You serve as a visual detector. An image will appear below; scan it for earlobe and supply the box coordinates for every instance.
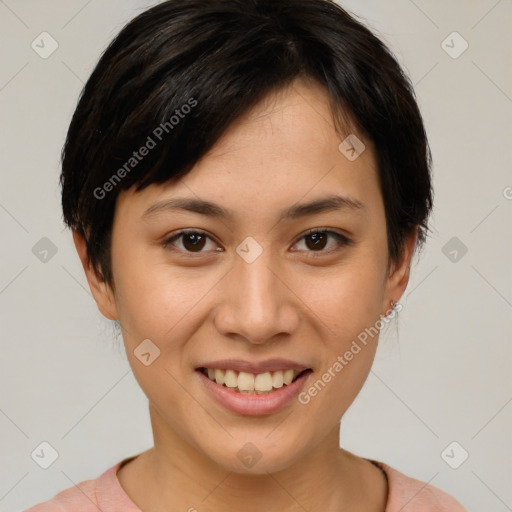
[72,230,118,321]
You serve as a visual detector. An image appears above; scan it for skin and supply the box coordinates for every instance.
[75,76,417,512]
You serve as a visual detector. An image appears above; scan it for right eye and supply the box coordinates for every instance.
[162,229,223,255]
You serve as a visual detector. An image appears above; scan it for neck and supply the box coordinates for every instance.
[117,405,387,512]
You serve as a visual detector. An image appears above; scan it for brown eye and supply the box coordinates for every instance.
[305,232,329,251]
[181,233,207,252]
[293,229,352,255]
[163,230,220,254]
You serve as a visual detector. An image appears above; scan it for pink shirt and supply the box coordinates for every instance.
[25,457,467,511]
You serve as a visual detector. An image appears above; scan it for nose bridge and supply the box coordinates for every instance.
[236,249,280,326]
[216,245,298,343]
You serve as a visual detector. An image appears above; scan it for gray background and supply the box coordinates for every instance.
[1,0,511,510]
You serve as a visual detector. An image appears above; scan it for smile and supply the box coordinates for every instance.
[199,367,307,394]
[195,359,313,415]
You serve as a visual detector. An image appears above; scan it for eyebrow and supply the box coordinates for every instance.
[141,194,364,222]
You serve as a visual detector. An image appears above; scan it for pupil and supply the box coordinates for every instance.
[184,233,206,252]
[307,233,327,250]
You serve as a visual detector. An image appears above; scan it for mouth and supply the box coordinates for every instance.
[195,359,313,415]
[198,367,310,395]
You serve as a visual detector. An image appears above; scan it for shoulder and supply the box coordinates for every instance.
[372,461,467,512]
[23,474,99,512]
[23,459,140,512]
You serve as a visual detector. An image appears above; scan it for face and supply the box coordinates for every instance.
[78,77,414,475]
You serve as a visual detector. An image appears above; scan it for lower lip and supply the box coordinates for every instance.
[196,370,312,416]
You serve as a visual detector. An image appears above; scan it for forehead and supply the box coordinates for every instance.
[117,77,383,223]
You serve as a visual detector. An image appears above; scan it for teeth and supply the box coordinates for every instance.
[238,371,254,391]
[272,371,284,388]
[283,369,294,385]
[254,372,273,391]
[203,368,305,393]
[224,369,238,388]
[214,369,225,386]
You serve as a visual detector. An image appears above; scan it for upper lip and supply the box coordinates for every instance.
[196,358,311,374]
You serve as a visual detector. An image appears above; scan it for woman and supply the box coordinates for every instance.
[26,0,467,510]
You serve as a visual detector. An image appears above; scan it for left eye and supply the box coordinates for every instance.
[163,229,351,255]
[292,229,351,253]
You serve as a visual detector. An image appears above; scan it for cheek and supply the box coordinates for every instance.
[114,271,194,340]
[111,257,203,417]
[110,236,172,323]
[292,256,386,413]
[297,260,386,342]
[111,247,226,364]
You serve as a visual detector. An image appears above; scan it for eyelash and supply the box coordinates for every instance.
[162,228,352,258]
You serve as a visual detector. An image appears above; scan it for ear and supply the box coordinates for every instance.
[382,228,418,314]
[73,230,118,321]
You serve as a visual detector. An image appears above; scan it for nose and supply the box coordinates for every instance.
[212,249,300,344]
